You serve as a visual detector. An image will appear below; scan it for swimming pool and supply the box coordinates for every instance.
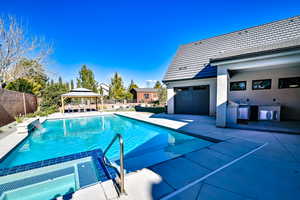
[0,114,213,170]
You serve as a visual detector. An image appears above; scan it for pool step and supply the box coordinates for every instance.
[0,149,118,200]
[0,167,75,199]
[77,162,98,188]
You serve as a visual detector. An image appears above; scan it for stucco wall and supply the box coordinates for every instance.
[165,78,217,116]
[228,66,300,120]
[0,89,37,126]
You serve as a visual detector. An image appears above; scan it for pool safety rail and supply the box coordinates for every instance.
[103,133,125,195]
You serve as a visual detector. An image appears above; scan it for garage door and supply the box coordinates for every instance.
[174,85,209,115]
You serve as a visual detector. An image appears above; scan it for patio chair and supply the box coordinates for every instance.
[67,104,72,113]
[79,104,84,112]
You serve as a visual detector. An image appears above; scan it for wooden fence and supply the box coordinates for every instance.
[0,89,37,126]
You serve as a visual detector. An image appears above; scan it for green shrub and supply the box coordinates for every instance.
[134,106,166,114]
[15,115,25,123]
[25,113,36,118]
[36,106,58,116]
[24,106,58,118]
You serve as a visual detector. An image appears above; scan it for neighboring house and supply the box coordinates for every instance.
[130,88,159,103]
[163,15,300,128]
[98,83,109,96]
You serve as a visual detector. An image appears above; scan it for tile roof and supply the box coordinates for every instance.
[163,15,300,82]
[62,88,101,97]
[131,88,159,92]
[211,38,300,62]
[70,88,92,92]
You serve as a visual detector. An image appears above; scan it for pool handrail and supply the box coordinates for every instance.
[103,133,125,195]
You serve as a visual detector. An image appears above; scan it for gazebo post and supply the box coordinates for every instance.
[61,96,65,113]
[95,97,98,111]
[101,96,104,112]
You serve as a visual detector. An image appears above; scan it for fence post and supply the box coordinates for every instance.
[23,93,27,116]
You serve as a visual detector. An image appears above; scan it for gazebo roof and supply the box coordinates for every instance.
[61,88,101,98]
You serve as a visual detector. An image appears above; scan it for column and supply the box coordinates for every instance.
[216,67,229,127]
[167,87,175,114]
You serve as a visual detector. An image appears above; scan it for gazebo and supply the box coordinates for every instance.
[61,88,102,113]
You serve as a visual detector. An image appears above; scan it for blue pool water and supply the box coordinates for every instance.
[0,115,212,169]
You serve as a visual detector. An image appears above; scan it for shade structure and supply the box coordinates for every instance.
[61,88,102,113]
[61,88,101,98]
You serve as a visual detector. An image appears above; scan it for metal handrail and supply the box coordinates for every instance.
[103,133,125,194]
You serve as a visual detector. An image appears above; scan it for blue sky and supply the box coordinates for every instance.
[1,0,300,87]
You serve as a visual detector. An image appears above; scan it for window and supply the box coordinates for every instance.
[279,77,300,89]
[175,87,189,92]
[230,81,246,91]
[144,94,150,99]
[252,79,272,90]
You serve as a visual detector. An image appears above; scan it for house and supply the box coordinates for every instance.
[130,88,159,103]
[163,15,300,130]
[98,83,109,96]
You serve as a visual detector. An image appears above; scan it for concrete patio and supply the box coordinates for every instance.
[0,112,299,200]
[117,112,300,200]
[228,120,300,134]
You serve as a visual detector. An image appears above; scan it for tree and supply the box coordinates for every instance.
[158,86,167,105]
[110,72,126,100]
[58,76,63,86]
[0,16,52,83]
[4,59,48,96]
[126,80,138,100]
[40,82,68,111]
[66,82,70,90]
[76,65,98,92]
[128,80,138,90]
[5,78,34,94]
[154,81,162,89]
[22,60,47,96]
[70,80,74,89]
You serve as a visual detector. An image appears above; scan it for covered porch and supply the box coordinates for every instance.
[61,88,102,113]
[213,44,300,133]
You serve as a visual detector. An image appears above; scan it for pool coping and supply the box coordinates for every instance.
[0,112,270,199]
[0,149,103,177]
[0,132,28,163]
[0,111,220,168]
[115,113,222,143]
[0,112,219,174]
[0,118,42,162]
